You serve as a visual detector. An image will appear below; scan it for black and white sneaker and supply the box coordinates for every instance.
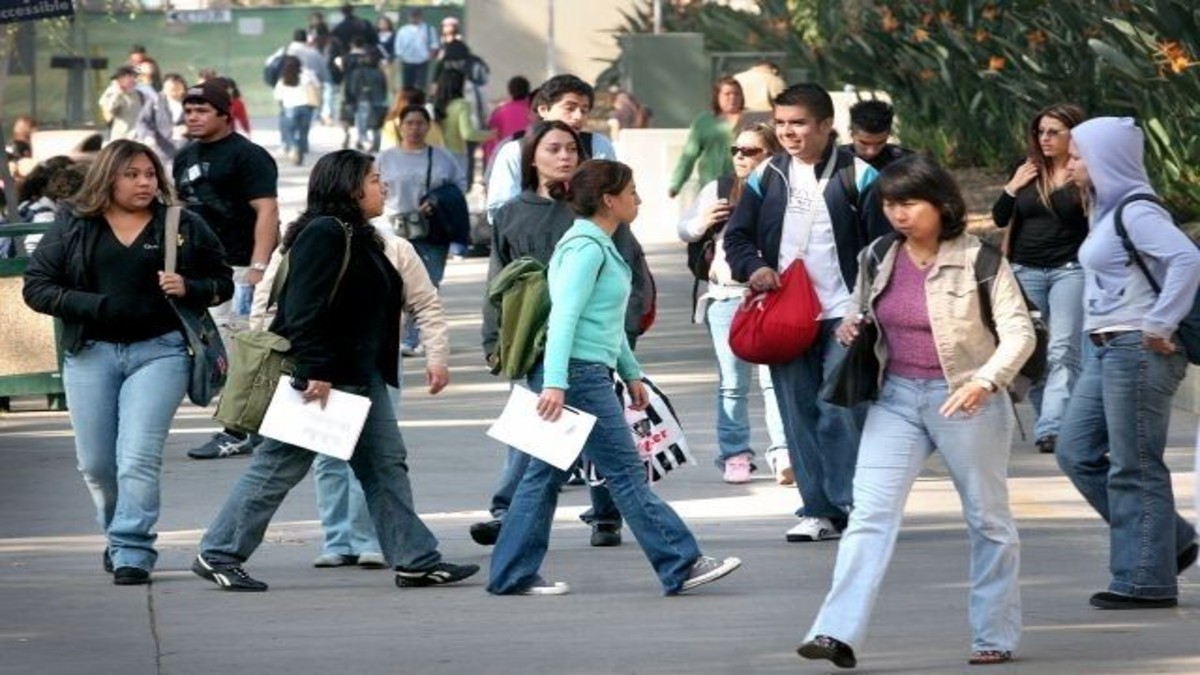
[679,555,742,592]
[192,554,269,592]
[187,431,259,460]
[394,561,480,588]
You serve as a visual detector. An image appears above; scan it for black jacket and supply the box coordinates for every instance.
[723,144,890,291]
[271,217,404,387]
[481,191,648,356]
[23,203,232,353]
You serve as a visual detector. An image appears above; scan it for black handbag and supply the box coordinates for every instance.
[164,206,228,407]
[824,320,880,408]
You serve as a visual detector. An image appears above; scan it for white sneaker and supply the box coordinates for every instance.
[785,516,841,542]
[357,552,387,569]
[518,576,570,595]
[764,447,795,486]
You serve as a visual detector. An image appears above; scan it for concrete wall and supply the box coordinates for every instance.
[464,0,638,100]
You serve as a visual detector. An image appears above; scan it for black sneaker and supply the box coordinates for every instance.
[1178,541,1198,575]
[103,548,113,574]
[1035,435,1057,454]
[590,523,622,547]
[192,554,269,592]
[469,519,502,546]
[798,635,857,669]
[188,431,259,460]
[394,561,480,588]
[113,567,150,585]
[679,555,741,592]
[1089,591,1177,609]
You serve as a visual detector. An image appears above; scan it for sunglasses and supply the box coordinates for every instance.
[730,146,765,158]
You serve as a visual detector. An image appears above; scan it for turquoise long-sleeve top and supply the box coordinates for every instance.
[542,219,642,389]
[669,111,736,194]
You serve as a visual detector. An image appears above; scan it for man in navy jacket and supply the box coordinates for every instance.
[724,83,890,543]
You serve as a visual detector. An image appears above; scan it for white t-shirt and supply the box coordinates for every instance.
[780,157,851,320]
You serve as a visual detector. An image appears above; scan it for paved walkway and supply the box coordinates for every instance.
[1,121,1198,674]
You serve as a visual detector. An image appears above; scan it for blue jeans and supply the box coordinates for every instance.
[200,377,442,571]
[706,296,789,467]
[63,332,190,571]
[320,82,336,122]
[487,366,622,527]
[487,361,701,594]
[769,319,867,526]
[1056,331,1195,599]
[282,105,315,159]
[1011,263,1084,440]
[403,239,449,349]
[806,376,1021,652]
[353,100,380,151]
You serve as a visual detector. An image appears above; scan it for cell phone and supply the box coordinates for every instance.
[290,376,309,391]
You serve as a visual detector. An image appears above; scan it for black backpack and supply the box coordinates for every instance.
[686,176,734,281]
[1113,193,1200,365]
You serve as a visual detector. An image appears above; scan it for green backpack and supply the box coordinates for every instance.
[213,222,352,433]
[487,257,552,380]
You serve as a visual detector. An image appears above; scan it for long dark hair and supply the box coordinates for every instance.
[520,120,581,193]
[549,159,633,218]
[433,69,466,122]
[281,55,302,87]
[282,150,380,252]
[1026,102,1086,208]
[876,155,967,241]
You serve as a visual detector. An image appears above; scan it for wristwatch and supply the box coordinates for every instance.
[250,262,269,272]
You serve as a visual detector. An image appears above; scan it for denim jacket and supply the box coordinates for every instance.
[851,233,1035,390]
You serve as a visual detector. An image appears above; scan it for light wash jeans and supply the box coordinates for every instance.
[63,332,190,571]
[209,265,252,339]
[806,375,1021,653]
[281,104,316,160]
[402,239,449,349]
[312,355,406,557]
[487,361,701,594]
[200,377,442,571]
[1056,331,1195,598]
[769,319,867,527]
[1011,263,1084,441]
[705,295,788,467]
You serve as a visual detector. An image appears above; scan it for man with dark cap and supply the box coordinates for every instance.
[173,78,281,460]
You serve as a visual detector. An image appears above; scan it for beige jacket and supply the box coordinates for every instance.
[249,224,449,368]
[850,234,1034,391]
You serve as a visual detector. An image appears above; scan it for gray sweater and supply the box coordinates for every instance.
[377,145,466,216]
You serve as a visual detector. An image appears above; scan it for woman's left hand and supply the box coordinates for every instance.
[939,381,991,418]
[419,200,434,216]
[158,271,187,297]
[626,379,650,411]
[426,364,449,395]
[537,387,565,422]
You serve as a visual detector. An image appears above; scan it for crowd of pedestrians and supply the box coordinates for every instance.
[5,15,1199,671]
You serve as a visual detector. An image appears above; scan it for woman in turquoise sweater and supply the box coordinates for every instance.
[668,77,744,198]
[487,159,741,596]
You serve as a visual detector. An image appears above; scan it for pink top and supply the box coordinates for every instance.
[483,99,532,166]
[874,252,943,380]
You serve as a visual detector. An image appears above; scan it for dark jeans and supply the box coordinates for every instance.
[401,61,429,90]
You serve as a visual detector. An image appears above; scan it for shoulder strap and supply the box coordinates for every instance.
[268,219,354,310]
[975,241,1003,337]
[716,175,735,202]
[164,206,181,274]
[580,131,595,160]
[839,159,859,208]
[425,146,434,194]
[1115,193,1167,295]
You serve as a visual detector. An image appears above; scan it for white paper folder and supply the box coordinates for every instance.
[486,385,597,471]
[259,376,372,460]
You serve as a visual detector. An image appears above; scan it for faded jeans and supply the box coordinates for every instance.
[63,332,190,571]
[1011,263,1084,441]
[402,239,449,349]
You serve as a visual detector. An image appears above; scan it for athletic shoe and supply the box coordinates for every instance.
[357,552,387,569]
[764,447,795,485]
[394,561,480,588]
[192,554,269,592]
[1035,435,1057,454]
[518,576,570,596]
[469,519,502,546]
[590,523,622,547]
[798,635,857,669]
[313,553,358,568]
[400,344,424,358]
[785,516,841,543]
[103,548,113,574]
[722,453,752,484]
[1178,541,1198,575]
[679,555,741,592]
[113,567,150,586]
[187,431,259,460]
[1090,591,1177,609]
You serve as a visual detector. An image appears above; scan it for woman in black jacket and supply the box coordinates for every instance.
[23,139,233,586]
[192,150,478,592]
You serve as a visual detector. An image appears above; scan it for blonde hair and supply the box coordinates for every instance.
[70,140,174,217]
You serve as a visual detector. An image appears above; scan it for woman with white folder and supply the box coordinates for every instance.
[192,149,478,592]
[486,159,742,596]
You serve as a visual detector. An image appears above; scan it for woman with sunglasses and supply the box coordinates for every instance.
[667,77,744,199]
[991,103,1088,455]
[678,123,791,485]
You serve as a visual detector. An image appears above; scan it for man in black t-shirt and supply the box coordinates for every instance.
[174,78,280,460]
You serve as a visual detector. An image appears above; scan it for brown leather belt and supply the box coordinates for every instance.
[1089,331,1138,347]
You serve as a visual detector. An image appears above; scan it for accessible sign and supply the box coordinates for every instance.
[0,0,74,24]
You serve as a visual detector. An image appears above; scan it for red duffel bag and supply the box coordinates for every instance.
[729,260,823,364]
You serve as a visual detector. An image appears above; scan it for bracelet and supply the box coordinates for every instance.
[250,262,269,272]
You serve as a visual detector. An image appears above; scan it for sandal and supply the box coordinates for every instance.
[969,650,1013,665]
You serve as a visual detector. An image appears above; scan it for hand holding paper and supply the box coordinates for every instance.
[487,386,596,471]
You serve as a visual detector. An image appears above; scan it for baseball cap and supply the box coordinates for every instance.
[183,79,232,116]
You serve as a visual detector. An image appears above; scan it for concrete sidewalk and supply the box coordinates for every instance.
[1,121,1197,675]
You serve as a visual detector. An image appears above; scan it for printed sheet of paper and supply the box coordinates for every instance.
[486,385,597,471]
[259,376,372,460]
